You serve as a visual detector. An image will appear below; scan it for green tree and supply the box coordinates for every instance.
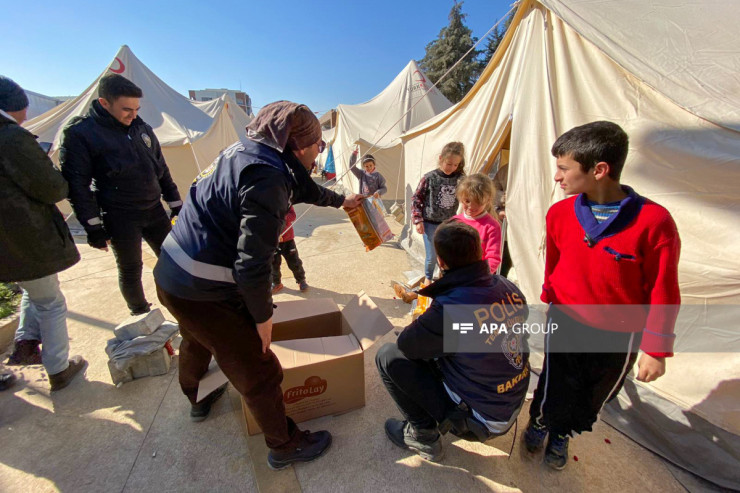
[418,1,481,103]
[479,10,516,69]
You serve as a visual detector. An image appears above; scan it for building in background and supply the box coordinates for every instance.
[319,109,336,130]
[188,88,252,116]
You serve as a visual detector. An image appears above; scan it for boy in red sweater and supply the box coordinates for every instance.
[524,121,681,470]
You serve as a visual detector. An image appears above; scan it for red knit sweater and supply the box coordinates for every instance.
[279,206,296,242]
[541,195,681,354]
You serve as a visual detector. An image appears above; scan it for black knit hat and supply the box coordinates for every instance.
[0,76,29,112]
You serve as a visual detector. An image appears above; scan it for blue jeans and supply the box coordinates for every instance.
[16,274,70,374]
[422,222,440,280]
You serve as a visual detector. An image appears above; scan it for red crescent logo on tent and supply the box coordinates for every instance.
[110,57,125,74]
[413,70,427,84]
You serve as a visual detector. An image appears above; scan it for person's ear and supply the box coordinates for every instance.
[594,161,610,180]
[437,256,448,270]
[98,97,110,110]
[292,146,306,159]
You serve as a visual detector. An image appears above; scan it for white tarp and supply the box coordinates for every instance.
[400,0,740,487]
[328,60,452,200]
[24,45,252,210]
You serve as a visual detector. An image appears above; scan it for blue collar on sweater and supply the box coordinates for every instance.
[574,186,644,247]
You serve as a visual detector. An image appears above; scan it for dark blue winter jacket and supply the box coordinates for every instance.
[397,260,530,423]
[154,137,344,323]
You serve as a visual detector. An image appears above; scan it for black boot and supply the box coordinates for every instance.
[267,429,332,470]
[49,356,87,391]
[0,372,16,391]
[384,418,443,461]
[6,339,42,365]
[190,383,228,422]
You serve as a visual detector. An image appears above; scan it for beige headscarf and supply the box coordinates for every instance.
[246,101,321,151]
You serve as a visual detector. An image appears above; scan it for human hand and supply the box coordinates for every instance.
[415,222,424,235]
[498,210,506,221]
[256,319,273,354]
[86,226,111,251]
[373,192,380,199]
[636,353,666,383]
[342,193,364,209]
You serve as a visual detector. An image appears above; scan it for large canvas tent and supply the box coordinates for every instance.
[24,45,252,212]
[325,60,452,200]
[400,0,740,488]
[25,90,66,120]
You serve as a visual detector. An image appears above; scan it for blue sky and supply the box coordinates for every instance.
[3,0,512,115]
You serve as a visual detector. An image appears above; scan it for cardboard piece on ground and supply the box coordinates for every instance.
[197,292,393,435]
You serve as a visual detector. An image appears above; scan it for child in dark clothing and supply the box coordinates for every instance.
[377,220,529,462]
[271,206,307,293]
[411,141,466,282]
[524,121,681,470]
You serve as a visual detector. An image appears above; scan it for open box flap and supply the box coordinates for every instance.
[342,291,394,351]
[273,335,361,370]
[195,335,362,402]
[196,359,227,403]
[273,298,339,323]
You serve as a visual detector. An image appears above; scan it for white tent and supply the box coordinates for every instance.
[400,0,740,488]
[326,60,452,200]
[24,91,66,120]
[24,45,252,211]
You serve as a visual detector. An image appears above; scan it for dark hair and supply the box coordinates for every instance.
[433,220,482,270]
[361,154,376,164]
[551,121,628,180]
[98,74,142,101]
[439,141,466,175]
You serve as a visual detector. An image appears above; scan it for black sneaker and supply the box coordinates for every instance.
[267,429,332,470]
[190,383,228,422]
[384,418,443,462]
[545,433,570,470]
[523,420,548,453]
[0,372,16,391]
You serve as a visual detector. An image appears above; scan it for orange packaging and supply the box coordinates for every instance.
[346,197,394,251]
[412,279,432,320]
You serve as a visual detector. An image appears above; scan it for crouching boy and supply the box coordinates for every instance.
[525,121,681,470]
[376,220,530,461]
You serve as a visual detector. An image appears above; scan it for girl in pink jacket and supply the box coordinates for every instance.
[453,174,502,274]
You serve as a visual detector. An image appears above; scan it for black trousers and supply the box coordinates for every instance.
[103,204,171,315]
[375,343,458,431]
[499,241,512,278]
[529,307,641,436]
[271,239,306,284]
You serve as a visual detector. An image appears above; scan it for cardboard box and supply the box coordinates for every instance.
[197,292,393,435]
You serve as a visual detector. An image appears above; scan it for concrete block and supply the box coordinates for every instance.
[107,359,134,385]
[107,347,172,385]
[130,347,171,379]
[113,309,165,341]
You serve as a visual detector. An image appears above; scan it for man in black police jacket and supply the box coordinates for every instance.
[61,74,182,315]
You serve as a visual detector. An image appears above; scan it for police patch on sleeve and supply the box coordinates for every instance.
[141,133,152,148]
